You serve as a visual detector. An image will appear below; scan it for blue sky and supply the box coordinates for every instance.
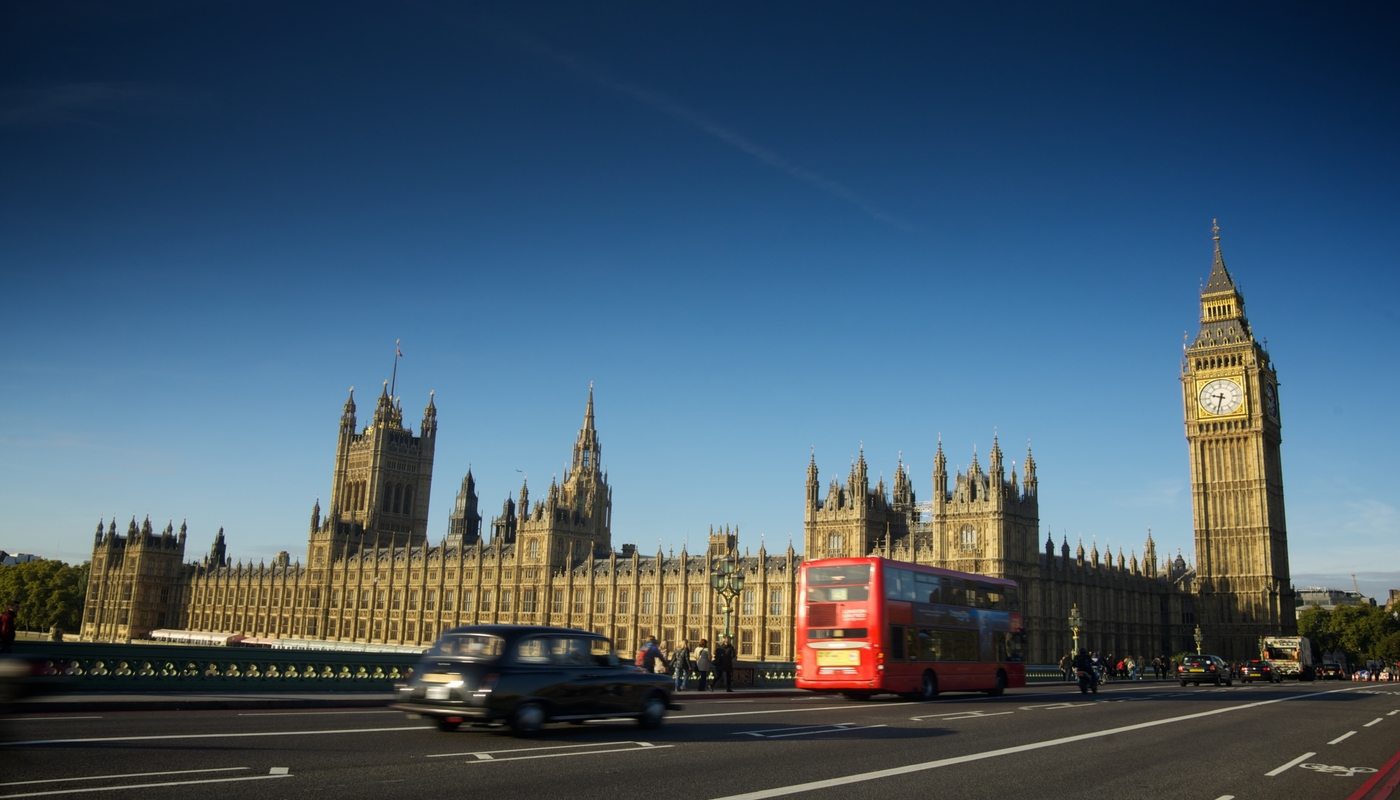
[2,2,1397,598]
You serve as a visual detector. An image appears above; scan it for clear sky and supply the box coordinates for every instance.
[3,2,1397,598]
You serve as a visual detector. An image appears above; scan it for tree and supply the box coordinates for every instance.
[0,559,89,635]
[1298,604,1400,667]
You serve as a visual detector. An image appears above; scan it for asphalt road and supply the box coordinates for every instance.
[3,681,1398,800]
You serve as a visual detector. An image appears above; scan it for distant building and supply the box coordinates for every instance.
[81,224,1292,663]
[0,551,40,566]
[1296,587,1374,616]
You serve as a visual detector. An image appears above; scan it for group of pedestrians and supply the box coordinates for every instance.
[636,635,737,692]
[1059,651,1170,683]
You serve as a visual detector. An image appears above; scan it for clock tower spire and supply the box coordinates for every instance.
[1182,220,1293,660]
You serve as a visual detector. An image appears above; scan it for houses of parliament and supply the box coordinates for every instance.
[81,225,1294,664]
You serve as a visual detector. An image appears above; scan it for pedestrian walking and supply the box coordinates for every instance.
[714,636,736,691]
[694,639,713,691]
[671,641,692,691]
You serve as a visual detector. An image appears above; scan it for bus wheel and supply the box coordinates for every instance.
[985,671,1007,697]
[913,671,938,701]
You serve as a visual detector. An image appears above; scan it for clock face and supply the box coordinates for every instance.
[1198,378,1244,415]
[1263,382,1278,418]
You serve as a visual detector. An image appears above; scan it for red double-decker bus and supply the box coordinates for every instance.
[796,556,1025,699]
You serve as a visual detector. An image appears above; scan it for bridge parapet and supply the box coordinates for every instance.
[9,641,418,693]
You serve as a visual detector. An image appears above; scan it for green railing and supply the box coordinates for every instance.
[11,641,417,693]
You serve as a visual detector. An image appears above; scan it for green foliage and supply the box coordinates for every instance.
[1297,603,1400,666]
[0,559,89,635]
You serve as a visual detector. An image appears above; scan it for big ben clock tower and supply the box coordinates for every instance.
[1183,220,1294,659]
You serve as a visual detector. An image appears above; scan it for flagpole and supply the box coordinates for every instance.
[389,339,401,399]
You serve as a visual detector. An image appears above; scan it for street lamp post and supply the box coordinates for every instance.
[1068,603,1083,654]
[1193,624,1203,655]
[709,550,746,643]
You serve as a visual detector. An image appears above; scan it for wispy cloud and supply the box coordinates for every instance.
[0,81,159,130]
[493,23,912,231]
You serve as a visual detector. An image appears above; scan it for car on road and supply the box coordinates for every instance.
[1239,659,1282,683]
[390,624,679,736]
[1177,654,1233,686]
[1320,662,1346,680]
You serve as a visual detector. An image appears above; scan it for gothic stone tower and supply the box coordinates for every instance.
[930,436,1040,585]
[1182,221,1292,659]
[516,386,613,569]
[81,517,191,641]
[308,383,438,568]
[803,448,917,560]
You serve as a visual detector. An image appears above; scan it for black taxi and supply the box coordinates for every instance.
[391,625,679,735]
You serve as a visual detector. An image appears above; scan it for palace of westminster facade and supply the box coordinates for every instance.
[81,226,1294,664]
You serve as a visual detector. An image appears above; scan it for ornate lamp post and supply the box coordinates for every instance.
[709,550,746,643]
[1193,623,1203,655]
[1068,603,1083,654]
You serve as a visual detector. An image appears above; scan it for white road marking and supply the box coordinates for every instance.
[4,716,104,723]
[1363,717,1383,727]
[675,701,916,720]
[710,688,1373,800]
[268,767,289,775]
[1,724,432,747]
[738,723,886,738]
[427,740,650,759]
[1,768,248,788]
[1213,795,1235,800]
[0,771,290,798]
[910,710,1013,721]
[1016,702,1095,711]
[447,741,672,763]
[1329,731,1356,745]
[1266,752,1316,777]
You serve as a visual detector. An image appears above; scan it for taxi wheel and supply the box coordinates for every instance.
[509,702,546,737]
[435,717,461,732]
[637,694,667,729]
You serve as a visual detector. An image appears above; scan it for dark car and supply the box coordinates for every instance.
[1177,654,1233,686]
[1320,662,1346,680]
[1239,659,1282,683]
[391,625,679,735]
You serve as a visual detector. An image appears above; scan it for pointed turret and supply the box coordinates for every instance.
[1144,529,1158,578]
[571,384,601,475]
[447,469,482,546]
[421,390,438,438]
[1023,442,1037,496]
[1191,218,1253,347]
[374,380,395,426]
[340,387,358,436]
[208,527,227,568]
[311,499,321,532]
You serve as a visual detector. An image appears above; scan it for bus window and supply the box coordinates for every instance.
[807,585,869,602]
[916,573,941,604]
[885,568,916,601]
[807,565,871,585]
[889,626,906,659]
[917,630,936,660]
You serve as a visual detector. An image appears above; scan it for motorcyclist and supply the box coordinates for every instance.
[1073,648,1098,694]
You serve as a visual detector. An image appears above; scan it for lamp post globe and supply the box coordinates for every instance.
[709,553,745,642]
